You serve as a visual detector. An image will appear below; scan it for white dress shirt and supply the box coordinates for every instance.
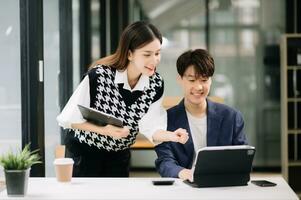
[57,69,167,144]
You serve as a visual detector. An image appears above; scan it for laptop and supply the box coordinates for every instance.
[78,104,123,127]
[184,145,255,188]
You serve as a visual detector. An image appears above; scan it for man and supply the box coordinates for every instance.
[155,49,247,181]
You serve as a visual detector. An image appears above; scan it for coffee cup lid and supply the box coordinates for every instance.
[53,158,74,165]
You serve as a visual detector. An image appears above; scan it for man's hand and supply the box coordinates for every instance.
[178,168,193,182]
[102,125,130,139]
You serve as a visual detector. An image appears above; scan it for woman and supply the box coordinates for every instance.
[57,21,188,177]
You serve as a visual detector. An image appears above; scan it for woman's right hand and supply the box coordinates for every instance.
[71,122,130,139]
[102,125,130,139]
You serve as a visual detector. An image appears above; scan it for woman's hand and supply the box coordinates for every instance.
[163,128,189,144]
[102,125,130,139]
[170,128,189,144]
[72,122,129,139]
[152,128,189,144]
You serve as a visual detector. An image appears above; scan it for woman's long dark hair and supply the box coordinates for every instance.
[92,21,162,70]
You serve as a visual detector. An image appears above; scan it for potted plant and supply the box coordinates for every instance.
[0,144,41,197]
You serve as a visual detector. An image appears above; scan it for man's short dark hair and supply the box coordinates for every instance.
[176,49,215,78]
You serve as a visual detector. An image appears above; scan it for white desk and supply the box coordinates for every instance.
[0,176,298,200]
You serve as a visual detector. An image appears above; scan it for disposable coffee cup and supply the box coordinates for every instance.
[53,158,74,182]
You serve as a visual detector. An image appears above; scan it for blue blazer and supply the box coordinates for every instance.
[155,99,247,178]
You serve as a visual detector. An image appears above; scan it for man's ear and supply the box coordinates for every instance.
[176,75,182,85]
[128,50,133,61]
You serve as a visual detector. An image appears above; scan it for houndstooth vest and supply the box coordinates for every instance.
[72,65,163,152]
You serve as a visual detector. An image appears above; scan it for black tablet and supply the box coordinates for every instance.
[185,145,255,188]
[78,104,123,127]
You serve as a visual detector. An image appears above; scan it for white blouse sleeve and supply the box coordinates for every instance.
[56,75,90,129]
[138,95,167,144]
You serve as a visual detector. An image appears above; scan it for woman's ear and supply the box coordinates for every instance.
[128,50,133,61]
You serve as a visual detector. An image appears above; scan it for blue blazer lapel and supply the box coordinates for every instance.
[207,99,223,146]
[175,100,194,158]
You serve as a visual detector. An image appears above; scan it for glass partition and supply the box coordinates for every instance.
[44,0,60,176]
[0,0,21,178]
[138,0,285,167]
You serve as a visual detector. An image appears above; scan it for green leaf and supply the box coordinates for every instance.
[0,144,42,170]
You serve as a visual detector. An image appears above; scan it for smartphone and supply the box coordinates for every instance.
[251,180,277,187]
[152,180,175,186]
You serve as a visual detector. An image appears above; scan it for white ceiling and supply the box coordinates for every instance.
[138,0,206,32]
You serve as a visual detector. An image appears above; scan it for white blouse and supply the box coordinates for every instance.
[56,69,167,144]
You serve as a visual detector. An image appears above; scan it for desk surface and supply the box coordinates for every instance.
[0,176,298,200]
